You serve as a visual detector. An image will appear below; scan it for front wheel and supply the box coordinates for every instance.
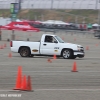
[62,49,73,59]
[19,47,30,57]
[72,56,76,59]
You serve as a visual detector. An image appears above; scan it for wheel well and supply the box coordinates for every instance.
[18,46,31,53]
[61,48,73,56]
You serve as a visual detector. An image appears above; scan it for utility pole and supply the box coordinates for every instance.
[75,16,78,32]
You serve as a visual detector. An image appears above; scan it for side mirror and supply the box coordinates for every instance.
[54,41,58,43]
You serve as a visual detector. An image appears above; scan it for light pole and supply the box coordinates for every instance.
[51,0,53,9]
[82,17,86,24]
[75,16,78,24]
[98,0,100,29]
[95,0,98,9]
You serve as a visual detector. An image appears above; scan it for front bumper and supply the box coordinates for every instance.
[73,50,85,58]
[76,54,84,58]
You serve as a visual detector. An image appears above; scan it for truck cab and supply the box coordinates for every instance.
[40,34,64,55]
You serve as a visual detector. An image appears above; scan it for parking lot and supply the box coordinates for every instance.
[0,30,100,100]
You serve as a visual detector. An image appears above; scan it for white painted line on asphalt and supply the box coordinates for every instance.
[85,57,100,58]
[35,89,100,91]
[79,71,100,72]
[0,71,100,73]
[0,89,100,92]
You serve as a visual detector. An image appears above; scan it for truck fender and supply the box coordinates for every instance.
[18,46,31,53]
[61,48,74,56]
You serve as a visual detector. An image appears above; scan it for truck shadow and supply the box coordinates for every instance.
[13,55,84,60]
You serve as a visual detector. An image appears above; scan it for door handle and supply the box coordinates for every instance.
[43,44,47,46]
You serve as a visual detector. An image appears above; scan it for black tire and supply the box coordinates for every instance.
[19,47,30,57]
[29,54,34,57]
[72,56,76,59]
[62,49,73,59]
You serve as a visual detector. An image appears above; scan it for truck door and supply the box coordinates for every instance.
[40,35,60,55]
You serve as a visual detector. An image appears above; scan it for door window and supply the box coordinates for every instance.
[45,36,58,43]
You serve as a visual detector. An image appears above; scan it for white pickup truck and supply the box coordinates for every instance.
[10,34,84,59]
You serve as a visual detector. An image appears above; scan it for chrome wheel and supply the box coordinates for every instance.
[62,49,73,59]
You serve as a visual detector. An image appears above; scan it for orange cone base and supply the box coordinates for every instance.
[47,59,52,63]
[13,88,33,92]
[71,70,78,72]
[13,88,21,90]
[20,89,33,92]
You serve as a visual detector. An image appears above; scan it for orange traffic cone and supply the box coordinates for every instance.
[71,61,78,72]
[71,33,73,35]
[4,43,6,47]
[96,44,98,46]
[53,54,57,59]
[29,33,32,36]
[20,75,27,91]
[47,59,52,63]
[26,75,33,91]
[62,37,64,40]
[13,66,22,90]
[8,53,12,58]
[16,36,19,40]
[86,46,89,50]
[1,45,3,49]
[74,38,76,41]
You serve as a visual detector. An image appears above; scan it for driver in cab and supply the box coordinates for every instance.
[45,36,53,43]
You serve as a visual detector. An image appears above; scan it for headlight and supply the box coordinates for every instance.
[77,46,84,52]
[77,46,81,51]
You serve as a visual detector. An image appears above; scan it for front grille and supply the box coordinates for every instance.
[80,47,84,52]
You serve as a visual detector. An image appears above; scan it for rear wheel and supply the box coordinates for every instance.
[29,54,34,57]
[62,49,73,59]
[19,47,30,57]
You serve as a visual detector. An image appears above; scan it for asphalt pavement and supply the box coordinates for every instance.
[0,30,100,100]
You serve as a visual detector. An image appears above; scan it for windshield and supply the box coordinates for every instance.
[55,36,64,43]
